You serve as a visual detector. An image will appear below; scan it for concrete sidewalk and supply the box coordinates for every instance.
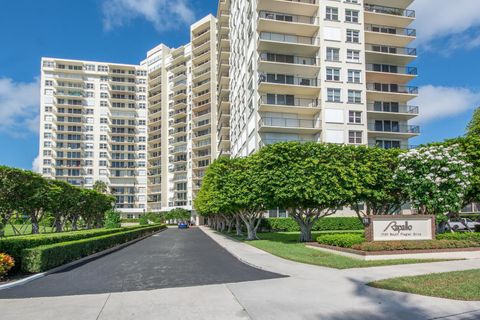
[201,227,480,320]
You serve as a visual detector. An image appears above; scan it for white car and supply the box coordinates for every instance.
[447,218,480,231]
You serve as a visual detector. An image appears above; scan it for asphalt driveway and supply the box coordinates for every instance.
[0,228,284,298]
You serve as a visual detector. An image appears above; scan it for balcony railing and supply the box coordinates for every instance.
[368,123,420,134]
[365,24,416,37]
[260,117,318,128]
[259,95,318,108]
[282,0,316,3]
[367,103,419,114]
[366,64,417,75]
[260,138,315,146]
[365,44,417,56]
[367,83,418,94]
[364,4,415,18]
[259,52,318,66]
[259,11,317,25]
[259,74,318,86]
[259,32,319,45]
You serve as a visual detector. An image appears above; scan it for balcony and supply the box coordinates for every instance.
[368,122,420,138]
[258,73,320,96]
[258,32,319,56]
[259,117,321,134]
[365,43,416,65]
[367,103,419,120]
[257,0,318,17]
[259,94,319,115]
[259,137,315,147]
[259,52,319,76]
[366,63,417,83]
[365,0,414,10]
[258,11,319,36]
[365,24,416,47]
[364,4,415,28]
[366,83,418,102]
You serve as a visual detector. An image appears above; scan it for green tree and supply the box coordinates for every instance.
[93,180,109,194]
[48,180,80,233]
[104,209,121,228]
[256,142,355,242]
[395,144,473,231]
[348,146,408,224]
[466,107,480,137]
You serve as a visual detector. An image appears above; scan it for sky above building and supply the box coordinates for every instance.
[1,0,479,170]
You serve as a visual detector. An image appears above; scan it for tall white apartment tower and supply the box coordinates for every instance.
[229,0,419,157]
[142,15,218,222]
[39,58,149,217]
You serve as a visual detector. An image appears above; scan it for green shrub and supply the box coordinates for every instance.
[0,226,142,270]
[139,215,149,226]
[317,233,365,248]
[437,232,480,242]
[104,210,121,229]
[261,217,364,232]
[22,224,166,273]
[120,218,139,223]
[353,240,480,252]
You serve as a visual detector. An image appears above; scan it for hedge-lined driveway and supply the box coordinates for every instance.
[0,228,283,298]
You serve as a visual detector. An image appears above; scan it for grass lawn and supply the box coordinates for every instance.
[4,224,55,237]
[369,269,480,301]
[227,231,449,269]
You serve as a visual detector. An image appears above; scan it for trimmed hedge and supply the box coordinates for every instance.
[121,218,140,223]
[353,240,480,252]
[0,226,144,270]
[22,224,166,273]
[437,232,480,242]
[261,217,364,232]
[317,233,365,248]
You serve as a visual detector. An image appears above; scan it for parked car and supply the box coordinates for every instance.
[178,222,189,229]
[446,218,480,231]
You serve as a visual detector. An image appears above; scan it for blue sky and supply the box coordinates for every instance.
[0,0,479,170]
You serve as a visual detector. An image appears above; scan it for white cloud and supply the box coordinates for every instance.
[412,0,480,48]
[102,0,196,33]
[0,77,40,137]
[32,155,40,173]
[412,85,480,124]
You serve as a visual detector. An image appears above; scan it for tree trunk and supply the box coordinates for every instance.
[227,219,233,233]
[240,213,262,241]
[72,216,78,231]
[55,217,63,233]
[292,214,315,242]
[235,215,242,236]
[31,215,40,234]
[437,221,447,234]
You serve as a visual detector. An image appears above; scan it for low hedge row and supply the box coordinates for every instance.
[437,232,480,242]
[120,219,140,223]
[22,224,166,273]
[316,233,365,248]
[352,240,480,252]
[0,226,144,270]
[260,217,364,232]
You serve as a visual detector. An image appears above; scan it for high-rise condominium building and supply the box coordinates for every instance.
[39,1,420,219]
[39,59,149,216]
[229,0,419,158]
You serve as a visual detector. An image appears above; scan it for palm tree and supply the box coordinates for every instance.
[93,180,109,194]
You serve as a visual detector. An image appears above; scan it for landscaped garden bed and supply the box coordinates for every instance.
[310,232,480,261]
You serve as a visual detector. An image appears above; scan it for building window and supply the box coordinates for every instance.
[349,111,362,124]
[347,49,360,62]
[348,90,362,104]
[86,83,94,89]
[326,48,340,61]
[348,69,361,83]
[345,10,359,23]
[326,7,339,21]
[327,88,341,102]
[376,140,401,149]
[349,131,363,144]
[326,68,341,81]
[346,30,360,43]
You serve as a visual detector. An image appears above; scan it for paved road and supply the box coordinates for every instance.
[0,228,283,299]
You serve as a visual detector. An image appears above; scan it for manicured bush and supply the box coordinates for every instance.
[317,233,365,248]
[0,253,15,279]
[121,218,139,223]
[21,224,166,273]
[0,226,143,270]
[437,232,480,242]
[139,215,149,226]
[104,210,121,229]
[261,217,364,232]
[353,240,480,252]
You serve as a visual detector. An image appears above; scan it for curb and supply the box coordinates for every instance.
[198,227,282,274]
[0,227,167,291]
